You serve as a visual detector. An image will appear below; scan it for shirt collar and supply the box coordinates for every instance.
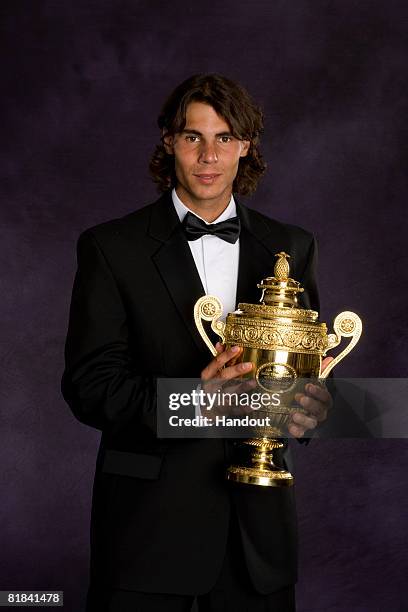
[171,187,237,224]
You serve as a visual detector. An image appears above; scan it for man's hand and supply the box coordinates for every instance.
[200,343,255,416]
[288,356,334,438]
[201,342,252,382]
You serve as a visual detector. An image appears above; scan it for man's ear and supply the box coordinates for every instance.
[240,140,250,157]
[162,131,174,155]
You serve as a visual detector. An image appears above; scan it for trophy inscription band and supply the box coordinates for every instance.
[194,252,362,487]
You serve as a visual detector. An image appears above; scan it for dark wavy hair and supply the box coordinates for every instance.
[149,73,266,195]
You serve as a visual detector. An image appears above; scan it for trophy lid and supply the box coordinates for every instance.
[234,251,318,322]
[257,252,304,308]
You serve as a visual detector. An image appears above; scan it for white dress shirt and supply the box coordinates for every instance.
[172,188,239,321]
[172,188,240,420]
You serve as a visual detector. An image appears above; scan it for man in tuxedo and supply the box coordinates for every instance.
[62,74,331,611]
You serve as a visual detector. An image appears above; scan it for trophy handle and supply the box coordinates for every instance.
[320,311,362,378]
[194,295,226,356]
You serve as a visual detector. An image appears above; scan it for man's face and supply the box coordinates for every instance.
[164,102,250,216]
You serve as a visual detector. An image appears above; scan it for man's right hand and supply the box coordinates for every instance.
[199,343,255,417]
[201,343,253,382]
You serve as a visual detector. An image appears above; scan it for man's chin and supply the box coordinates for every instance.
[185,185,230,203]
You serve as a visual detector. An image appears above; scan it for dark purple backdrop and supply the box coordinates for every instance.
[1,2,407,610]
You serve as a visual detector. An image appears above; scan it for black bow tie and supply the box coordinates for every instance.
[182,212,241,244]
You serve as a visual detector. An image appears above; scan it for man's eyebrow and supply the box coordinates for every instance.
[180,129,202,135]
[180,128,234,137]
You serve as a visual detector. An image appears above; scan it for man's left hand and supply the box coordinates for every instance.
[288,357,334,438]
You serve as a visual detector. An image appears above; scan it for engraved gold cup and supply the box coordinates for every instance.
[194,252,362,487]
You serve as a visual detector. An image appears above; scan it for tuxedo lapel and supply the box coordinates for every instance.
[149,193,206,352]
[236,201,283,305]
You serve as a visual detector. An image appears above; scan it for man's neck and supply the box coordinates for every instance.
[175,187,232,223]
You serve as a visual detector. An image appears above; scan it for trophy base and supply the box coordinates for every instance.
[226,437,294,487]
[226,464,294,487]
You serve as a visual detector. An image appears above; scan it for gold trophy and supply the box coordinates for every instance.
[194,252,362,487]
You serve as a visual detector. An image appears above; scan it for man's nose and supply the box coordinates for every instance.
[198,142,218,163]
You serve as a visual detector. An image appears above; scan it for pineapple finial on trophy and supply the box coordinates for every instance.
[257,251,304,308]
[274,251,290,280]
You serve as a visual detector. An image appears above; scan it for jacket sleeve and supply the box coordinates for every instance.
[298,235,320,313]
[296,234,320,444]
[61,229,157,435]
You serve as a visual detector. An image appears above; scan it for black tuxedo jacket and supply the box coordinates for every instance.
[61,192,319,595]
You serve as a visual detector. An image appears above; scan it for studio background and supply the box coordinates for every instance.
[1,1,407,610]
